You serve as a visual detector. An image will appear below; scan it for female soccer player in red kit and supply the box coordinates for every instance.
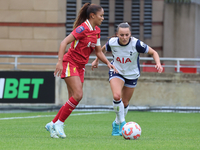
[45,3,117,138]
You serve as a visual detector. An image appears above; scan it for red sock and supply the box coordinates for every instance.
[52,105,64,123]
[58,97,79,122]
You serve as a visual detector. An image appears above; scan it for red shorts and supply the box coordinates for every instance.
[61,60,85,83]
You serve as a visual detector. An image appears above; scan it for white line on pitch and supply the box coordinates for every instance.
[0,112,108,120]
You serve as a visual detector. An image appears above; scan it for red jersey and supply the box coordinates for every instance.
[63,19,101,65]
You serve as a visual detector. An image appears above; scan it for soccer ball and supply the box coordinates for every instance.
[122,122,142,140]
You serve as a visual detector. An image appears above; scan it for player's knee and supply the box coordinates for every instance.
[73,90,83,102]
[113,93,121,101]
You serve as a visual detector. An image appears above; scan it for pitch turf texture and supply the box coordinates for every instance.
[0,111,199,150]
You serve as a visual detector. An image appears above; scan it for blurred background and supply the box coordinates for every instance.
[0,0,200,112]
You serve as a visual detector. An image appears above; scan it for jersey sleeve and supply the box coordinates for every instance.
[71,26,86,40]
[95,26,101,46]
[135,40,149,53]
[96,38,101,46]
[95,26,101,39]
[105,39,112,52]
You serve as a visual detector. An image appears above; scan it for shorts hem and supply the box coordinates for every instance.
[109,76,125,82]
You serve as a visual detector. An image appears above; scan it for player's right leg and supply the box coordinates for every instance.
[112,121,120,136]
[109,73,125,136]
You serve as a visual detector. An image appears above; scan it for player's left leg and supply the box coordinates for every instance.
[45,76,74,138]
[119,79,137,135]
[51,84,73,122]
[121,86,135,116]
[45,83,73,136]
[54,76,83,138]
[118,86,135,135]
[51,63,84,138]
[45,122,59,138]
[122,78,137,117]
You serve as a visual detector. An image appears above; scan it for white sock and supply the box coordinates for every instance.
[124,105,129,118]
[113,99,125,124]
[55,119,64,125]
[114,116,119,125]
[50,121,54,125]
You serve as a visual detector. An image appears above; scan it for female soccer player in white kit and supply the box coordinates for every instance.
[92,22,163,136]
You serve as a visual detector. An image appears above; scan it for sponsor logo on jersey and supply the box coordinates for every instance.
[87,42,96,48]
[116,57,132,64]
[76,26,85,33]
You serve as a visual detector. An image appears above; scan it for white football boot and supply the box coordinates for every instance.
[45,122,59,138]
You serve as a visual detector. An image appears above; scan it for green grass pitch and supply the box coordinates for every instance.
[0,111,199,150]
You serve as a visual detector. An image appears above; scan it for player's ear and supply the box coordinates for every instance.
[89,13,95,19]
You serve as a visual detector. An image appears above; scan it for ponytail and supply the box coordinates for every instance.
[73,3,102,29]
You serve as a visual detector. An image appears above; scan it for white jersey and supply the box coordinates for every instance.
[106,37,149,79]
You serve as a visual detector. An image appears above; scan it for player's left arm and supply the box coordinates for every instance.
[147,47,163,73]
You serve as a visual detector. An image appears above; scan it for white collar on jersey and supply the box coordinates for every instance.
[85,19,95,31]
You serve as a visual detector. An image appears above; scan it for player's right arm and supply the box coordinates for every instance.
[91,45,106,70]
[54,33,75,76]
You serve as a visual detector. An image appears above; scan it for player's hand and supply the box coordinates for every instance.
[54,62,63,77]
[107,63,118,73]
[155,64,163,73]
[91,59,99,70]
